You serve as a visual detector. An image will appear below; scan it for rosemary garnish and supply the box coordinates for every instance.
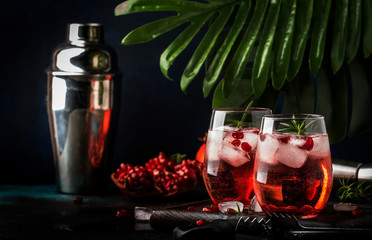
[236,100,254,129]
[227,203,243,215]
[170,153,187,164]
[337,176,372,202]
[277,114,317,135]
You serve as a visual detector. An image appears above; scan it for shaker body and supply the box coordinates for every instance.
[46,23,120,194]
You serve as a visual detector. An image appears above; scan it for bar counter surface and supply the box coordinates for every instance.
[1,184,371,240]
[0,184,210,240]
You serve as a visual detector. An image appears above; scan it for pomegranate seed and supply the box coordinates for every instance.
[158,152,166,159]
[73,197,83,204]
[116,209,127,218]
[210,204,219,212]
[260,134,266,141]
[127,177,133,185]
[352,208,362,215]
[188,206,196,211]
[278,136,290,144]
[241,142,252,152]
[232,131,244,139]
[299,137,314,151]
[231,139,241,147]
[119,172,126,179]
[202,207,212,212]
[196,219,207,226]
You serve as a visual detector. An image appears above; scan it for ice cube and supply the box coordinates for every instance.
[256,134,279,165]
[333,202,358,212]
[289,136,306,147]
[308,135,330,158]
[218,201,244,213]
[218,143,250,167]
[205,128,225,161]
[206,159,220,176]
[241,131,258,150]
[248,196,263,213]
[134,206,154,221]
[276,142,307,168]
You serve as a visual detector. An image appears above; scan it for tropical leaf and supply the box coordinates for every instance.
[346,0,362,62]
[221,0,268,98]
[203,1,252,97]
[287,0,313,81]
[308,0,331,75]
[115,0,372,143]
[180,4,235,91]
[363,0,372,58]
[117,0,234,45]
[271,0,296,90]
[212,70,253,109]
[160,14,211,80]
[330,0,349,74]
[251,0,282,98]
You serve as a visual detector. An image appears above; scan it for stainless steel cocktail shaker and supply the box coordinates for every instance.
[46,23,120,194]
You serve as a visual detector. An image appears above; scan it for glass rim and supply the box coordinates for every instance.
[262,114,324,120]
[213,107,272,113]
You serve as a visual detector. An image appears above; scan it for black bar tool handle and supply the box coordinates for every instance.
[150,210,231,231]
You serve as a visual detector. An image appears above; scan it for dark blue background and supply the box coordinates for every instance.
[0,0,370,184]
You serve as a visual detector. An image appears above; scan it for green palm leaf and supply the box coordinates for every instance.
[346,0,362,62]
[160,14,212,80]
[180,4,235,91]
[309,0,331,75]
[287,0,313,81]
[363,0,372,58]
[271,0,296,89]
[115,0,372,139]
[221,0,268,98]
[330,0,349,74]
[203,0,252,98]
[251,0,281,98]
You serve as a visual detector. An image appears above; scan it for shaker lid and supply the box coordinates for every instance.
[46,23,119,76]
[68,23,103,43]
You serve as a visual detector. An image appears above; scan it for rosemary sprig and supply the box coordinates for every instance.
[227,203,243,215]
[337,176,372,202]
[277,114,317,135]
[170,153,187,165]
[236,100,254,129]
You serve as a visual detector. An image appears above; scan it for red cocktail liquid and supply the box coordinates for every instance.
[253,133,333,217]
[203,127,259,205]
